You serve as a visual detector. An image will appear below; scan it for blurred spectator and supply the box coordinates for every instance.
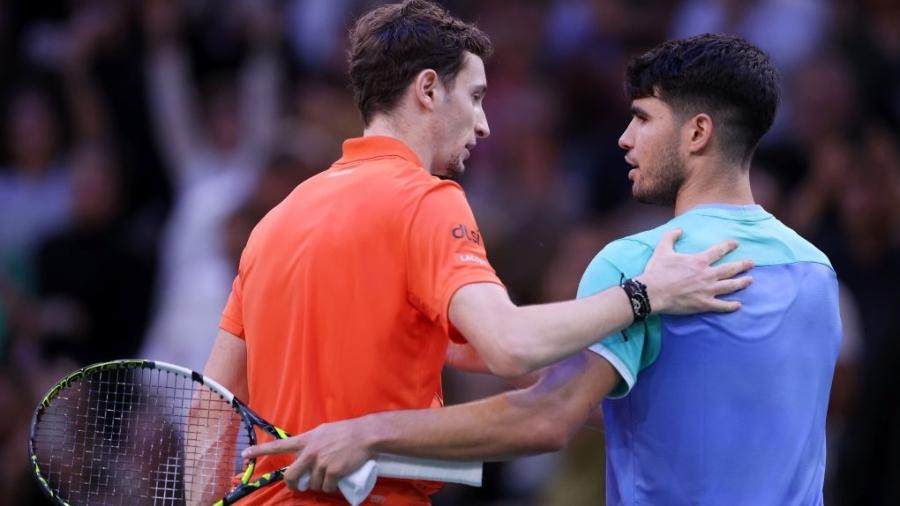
[0,86,71,362]
[671,0,829,75]
[832,0,900,128]
[277,77,360,170]
[0,87,70,266]
[671,0,831,142]
[838,312,900,505]
[139,0,280,371]
[284,0,353,72]
[33,142,153,365]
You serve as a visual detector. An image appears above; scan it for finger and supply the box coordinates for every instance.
[706,298,743,313]
[242,436,305,459]
[712,260,754,280]
[710,277,753,297]
[283,453,314,492]
[701,239,739,264]
[309,461,326,491]
[322,470,339,494]
[655,228,682,252]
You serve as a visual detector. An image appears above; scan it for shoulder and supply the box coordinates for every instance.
[403,174,472,220]
[358,158,470,211]
[578,236,655,298]
[588,221,678,273]
[763,217,833,269]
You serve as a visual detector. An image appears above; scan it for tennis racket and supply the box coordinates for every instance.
[29,359,482,506]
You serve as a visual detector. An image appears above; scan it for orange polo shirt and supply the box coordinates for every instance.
[219,136,502,505]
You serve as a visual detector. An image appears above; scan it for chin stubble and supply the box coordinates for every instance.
[633,140,685,207]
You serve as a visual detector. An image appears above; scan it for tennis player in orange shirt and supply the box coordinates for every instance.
[203,1,753,504]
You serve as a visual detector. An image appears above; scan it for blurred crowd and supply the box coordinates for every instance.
[1,0,898,504]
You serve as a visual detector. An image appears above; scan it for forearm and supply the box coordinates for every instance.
[504,289,633,372]
[365,353,615,460]
[146,44,198,175]
[364,391,563,460]
[238,50,279,155]
[451,283,632,376]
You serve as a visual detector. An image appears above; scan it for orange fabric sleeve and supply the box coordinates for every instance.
[219,273,245,338]
[406,183,503,341]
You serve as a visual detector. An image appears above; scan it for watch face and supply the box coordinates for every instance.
[622,279,649,321]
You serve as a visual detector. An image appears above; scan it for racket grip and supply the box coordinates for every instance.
[296,460,378,506]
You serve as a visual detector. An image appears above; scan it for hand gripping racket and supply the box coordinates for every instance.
[29,360,481,506]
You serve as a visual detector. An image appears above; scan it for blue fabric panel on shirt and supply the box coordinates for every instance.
[603,262,839,505]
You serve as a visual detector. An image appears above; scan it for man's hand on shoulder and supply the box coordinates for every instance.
[637,229,753,315]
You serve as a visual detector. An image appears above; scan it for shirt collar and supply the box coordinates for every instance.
[335,136,425,168]
[684,203,772,221]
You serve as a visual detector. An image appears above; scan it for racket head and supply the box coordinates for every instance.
[28,360,258,506]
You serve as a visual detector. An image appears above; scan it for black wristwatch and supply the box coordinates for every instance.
[620,278,651,323]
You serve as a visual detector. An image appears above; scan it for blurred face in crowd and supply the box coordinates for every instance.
[618,96,686,206]
[204,83,240,152]
[6,90,59,174]
[70,144,119,226]
[428,52,490,178]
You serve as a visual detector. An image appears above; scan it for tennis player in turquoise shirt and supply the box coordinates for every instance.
[580,204,840,504]
[574,35,841,504]
[242,34,841,506]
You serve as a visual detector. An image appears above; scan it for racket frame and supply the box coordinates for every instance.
[28,359,291,506]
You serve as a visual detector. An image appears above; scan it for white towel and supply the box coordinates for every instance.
[297,460,377,506]
[296,455,482,505]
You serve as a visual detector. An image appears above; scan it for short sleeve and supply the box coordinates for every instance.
[407,183,503,340]
[219,273,245,338]
[577,239,659,398]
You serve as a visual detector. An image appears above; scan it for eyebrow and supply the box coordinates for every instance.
[472,84,487,94]
[630,105,649,117]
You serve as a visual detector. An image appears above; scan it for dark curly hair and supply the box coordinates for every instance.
[348,0,493,126]
[626,33,780,164]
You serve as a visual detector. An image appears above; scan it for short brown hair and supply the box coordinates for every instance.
[348,0,493,125]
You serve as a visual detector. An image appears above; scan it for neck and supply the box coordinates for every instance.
[673,160,755,216]
[363,114,435,173]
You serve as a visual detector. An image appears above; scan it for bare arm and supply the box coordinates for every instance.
[243,352,615,492]
[236,1,280,157]
[61,6,113,141]
[452,229,753,377]
[144,0,200,183]
[202,329,249,401]
[445,342,545,390]
[185,330,248,503]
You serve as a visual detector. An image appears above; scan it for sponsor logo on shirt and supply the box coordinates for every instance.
[451,224,481,245]
[326,169,355,177]
[458,254,489,266]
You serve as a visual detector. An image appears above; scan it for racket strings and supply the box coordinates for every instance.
[32,366,250,506]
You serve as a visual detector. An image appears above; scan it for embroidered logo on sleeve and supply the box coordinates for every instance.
[458,254,489,266]
[451,224,482,245]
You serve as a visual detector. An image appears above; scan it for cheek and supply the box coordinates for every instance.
[635,125,664,158]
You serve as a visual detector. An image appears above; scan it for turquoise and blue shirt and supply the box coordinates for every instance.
[578,204,841,506]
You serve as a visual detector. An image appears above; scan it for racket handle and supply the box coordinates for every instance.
[296,460,378,506]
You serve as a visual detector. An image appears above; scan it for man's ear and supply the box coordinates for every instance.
[685,113,714,155]
[414,69,440,111]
